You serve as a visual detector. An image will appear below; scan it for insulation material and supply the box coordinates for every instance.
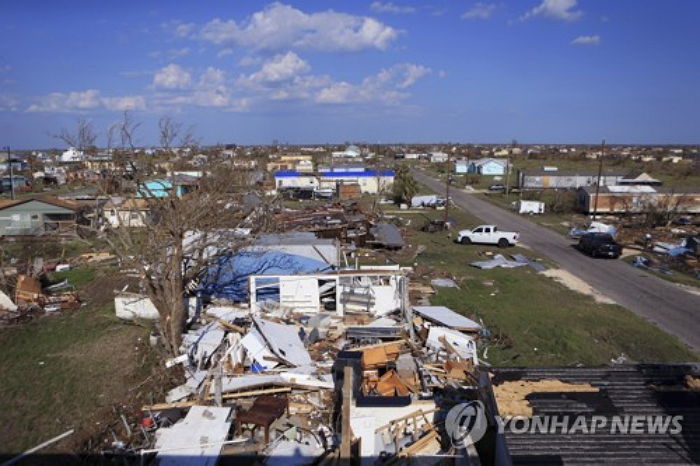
[0,289,17,312]
[493,379,599,417]
[114,293,159,320]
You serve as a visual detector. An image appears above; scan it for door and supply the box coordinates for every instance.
[471,227,488,243]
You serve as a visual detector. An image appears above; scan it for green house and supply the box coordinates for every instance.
[0,197,78,236]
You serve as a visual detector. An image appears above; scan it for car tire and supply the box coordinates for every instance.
[461,237,471,245]
[498,238,509,248]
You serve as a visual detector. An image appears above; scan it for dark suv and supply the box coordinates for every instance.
[577,233,622,259]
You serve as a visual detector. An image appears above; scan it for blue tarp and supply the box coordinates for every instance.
[198,251,332,302]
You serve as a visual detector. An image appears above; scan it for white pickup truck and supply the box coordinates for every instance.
[456,225,519,248]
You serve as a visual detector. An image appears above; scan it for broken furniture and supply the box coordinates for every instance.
[236,395,288,443]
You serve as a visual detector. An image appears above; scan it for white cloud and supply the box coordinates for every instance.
[102,95,146,111]
[238,55,262,67]
[0,94,19,112]
[196,3,398,52]
[167,47,191,58]
[217,48,234,58]
[27,90,145,113]
[462,3,497,20]
[571,34,600,45]
[370,2,416,14]
[154,67,236,109]
[246,52,310,84]
[316,62,430,105]
[153,64,192,89]
[316,82,357,104]
[27,89,101,112]
[519,0,583,22]
[164,20,196,37]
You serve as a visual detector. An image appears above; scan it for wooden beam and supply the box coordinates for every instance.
[340,365,354,460]
[141,387,293,411]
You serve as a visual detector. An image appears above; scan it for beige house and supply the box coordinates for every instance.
[103,198,152,227]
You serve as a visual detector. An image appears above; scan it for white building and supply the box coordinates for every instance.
[331,144,362,158]
[59,147,85,163]
[275,167,395,195]
[429,152,448,163]
[274,171,319,190]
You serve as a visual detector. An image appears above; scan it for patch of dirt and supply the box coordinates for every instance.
[542,268,616,305]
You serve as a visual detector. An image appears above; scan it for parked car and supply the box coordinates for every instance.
[488,183,505,192]
[577,233,622,258]
[457,225,519,248]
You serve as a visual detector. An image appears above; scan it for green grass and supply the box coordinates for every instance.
[392,201,698,367]
[51,267,97,288]
[622,254,700,290]
[0,267,156,453]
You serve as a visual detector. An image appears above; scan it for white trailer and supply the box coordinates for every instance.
[411,195,438,208]
[514,200,545,215]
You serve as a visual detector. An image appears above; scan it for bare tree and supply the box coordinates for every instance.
[118,111,141,152]
[53,117,98,152]
[159,116,199,153]
[97,116,277,355]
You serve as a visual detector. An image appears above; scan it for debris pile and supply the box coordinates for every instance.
[110,269,497,464]
[276,202,406,250]
[0,274,81,325]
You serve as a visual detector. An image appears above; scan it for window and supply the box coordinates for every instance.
[474,227,483,233]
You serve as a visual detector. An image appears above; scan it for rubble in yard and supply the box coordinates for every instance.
[0,273,81,325]
[110,261,503,464]
[275,201,406,251]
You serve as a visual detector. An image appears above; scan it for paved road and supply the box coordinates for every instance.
[413,169,700,352]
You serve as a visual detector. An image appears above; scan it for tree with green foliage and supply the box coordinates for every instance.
[392,165,418,204]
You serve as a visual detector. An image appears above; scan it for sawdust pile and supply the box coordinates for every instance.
[494,379,599,417]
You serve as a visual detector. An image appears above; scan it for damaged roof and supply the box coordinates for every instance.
[492,364,700,465]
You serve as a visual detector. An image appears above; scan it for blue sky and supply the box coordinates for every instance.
[1,0,699,148]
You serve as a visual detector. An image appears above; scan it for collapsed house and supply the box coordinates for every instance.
[116,263,509,465]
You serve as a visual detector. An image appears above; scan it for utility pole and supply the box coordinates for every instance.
[445,149,451,223]
[592,140,605,221]
[504,153,511,199]
[5,146,15,200]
